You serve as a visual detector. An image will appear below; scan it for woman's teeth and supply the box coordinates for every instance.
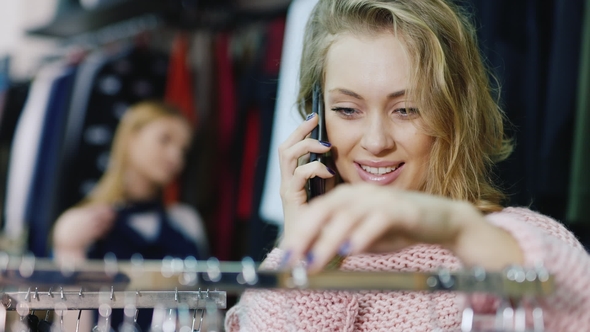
[360,165,398,175]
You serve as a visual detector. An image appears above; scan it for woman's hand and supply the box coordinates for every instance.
[52,204,116,262]
[279,183,523,272]
[279,114,335,236]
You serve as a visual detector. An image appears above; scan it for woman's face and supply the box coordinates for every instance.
[127,116,191,187]
[324,31,434,190]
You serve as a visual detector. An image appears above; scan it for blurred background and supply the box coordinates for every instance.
[0,0,588,264]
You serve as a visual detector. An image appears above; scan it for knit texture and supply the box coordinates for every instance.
[225,208,590,331]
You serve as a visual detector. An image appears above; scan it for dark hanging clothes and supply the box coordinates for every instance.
[464,0,585,221]
[211,33,238,261]
[25,66,78,257]
[537,0,585,209]
[234,18,285,261]
[567,0,590,247]
[164,33,199,206]
[56,47,169,217]
[0,82,30,232]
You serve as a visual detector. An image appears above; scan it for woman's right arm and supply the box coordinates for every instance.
[52,204,115,263]
[225,115,334,331]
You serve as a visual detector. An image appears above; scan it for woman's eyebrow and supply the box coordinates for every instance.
[388,89,406,99]
[329,88,364,100]
[328,88,406,100]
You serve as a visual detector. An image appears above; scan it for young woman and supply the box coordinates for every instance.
[52,101,207,330]
[225,0,590,331]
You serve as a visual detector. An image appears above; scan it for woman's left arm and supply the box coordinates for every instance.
[280,183,590,329]
[280,183,523,271]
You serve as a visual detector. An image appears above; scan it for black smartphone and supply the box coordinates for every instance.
[308,83,327,200]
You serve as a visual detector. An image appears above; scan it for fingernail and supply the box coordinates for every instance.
[279,250,292,269]
[327,166,335,175]
[319,141,331,147]
[305,252,314,266]
[338,241,352,256]
[305,113,316,121]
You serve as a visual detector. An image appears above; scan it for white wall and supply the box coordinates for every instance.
[0,0,60,79]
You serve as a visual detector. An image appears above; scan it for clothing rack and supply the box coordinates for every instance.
[0,255,554,331]
[26,0,291,41]
[1,289,225,311]
[1,255,553,296]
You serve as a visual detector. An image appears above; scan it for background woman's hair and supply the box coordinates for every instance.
[299,0,513,213]
[82,100,188,206]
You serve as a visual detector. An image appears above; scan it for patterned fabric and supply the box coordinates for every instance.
[225,207,590,332]
[58,47,168,215]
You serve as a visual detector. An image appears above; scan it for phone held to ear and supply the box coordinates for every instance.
[308,83,327,201]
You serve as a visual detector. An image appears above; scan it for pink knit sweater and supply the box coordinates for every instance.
[225,208,590,331]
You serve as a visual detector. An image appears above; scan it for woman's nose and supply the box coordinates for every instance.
[360,117,395,155]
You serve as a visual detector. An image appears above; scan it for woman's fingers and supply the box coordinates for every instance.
[278,116,331,185]
[282,184,422,271]
[347,211,412,255]
[282,187,354,263]
[279,138,332,185]
[278,113,318,151]
[284,161,334,197]
[305,209,364,272]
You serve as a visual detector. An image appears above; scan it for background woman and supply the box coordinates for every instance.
[52,100,208,329]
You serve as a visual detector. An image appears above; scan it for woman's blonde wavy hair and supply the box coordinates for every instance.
[83,101,189,206]
[299,0,512,213]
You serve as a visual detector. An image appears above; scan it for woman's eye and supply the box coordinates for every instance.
[331,107,358,117]
[394,107,419,117]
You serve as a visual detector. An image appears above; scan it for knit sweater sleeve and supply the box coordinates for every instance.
[485,207,590,331]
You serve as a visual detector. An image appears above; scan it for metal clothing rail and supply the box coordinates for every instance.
[1,289,226,311]
[0,255,553,296]
[0,254,555,332]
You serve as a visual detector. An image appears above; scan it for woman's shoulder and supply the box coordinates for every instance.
[487,207,584,249]
[167,203,200,219]
[166,204,202,236]
[165,203,208,251]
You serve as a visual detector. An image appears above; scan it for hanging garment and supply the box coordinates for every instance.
[466,0,585,221]
[165,32,198,126]
[3,63,67,240]
[567,0,590,226]
[0,57,9,128]
[57,49,120,214]
[163,33,198,206]
[25,66,78,257]
[56,46,169,216]
[238,18,286,261]
[210,32,238,260]
[259,0,319,226]
[536,0,585,216]
[0,82,30,233]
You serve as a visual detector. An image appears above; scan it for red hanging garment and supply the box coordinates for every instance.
[164,33,198,205]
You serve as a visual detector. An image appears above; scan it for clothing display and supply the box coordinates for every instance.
[4,63,67,240]
[25,66,77,256]
[1,45,174,257]
[226,208,590,331]
[0,8,588,332]
[57,46,169,215]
